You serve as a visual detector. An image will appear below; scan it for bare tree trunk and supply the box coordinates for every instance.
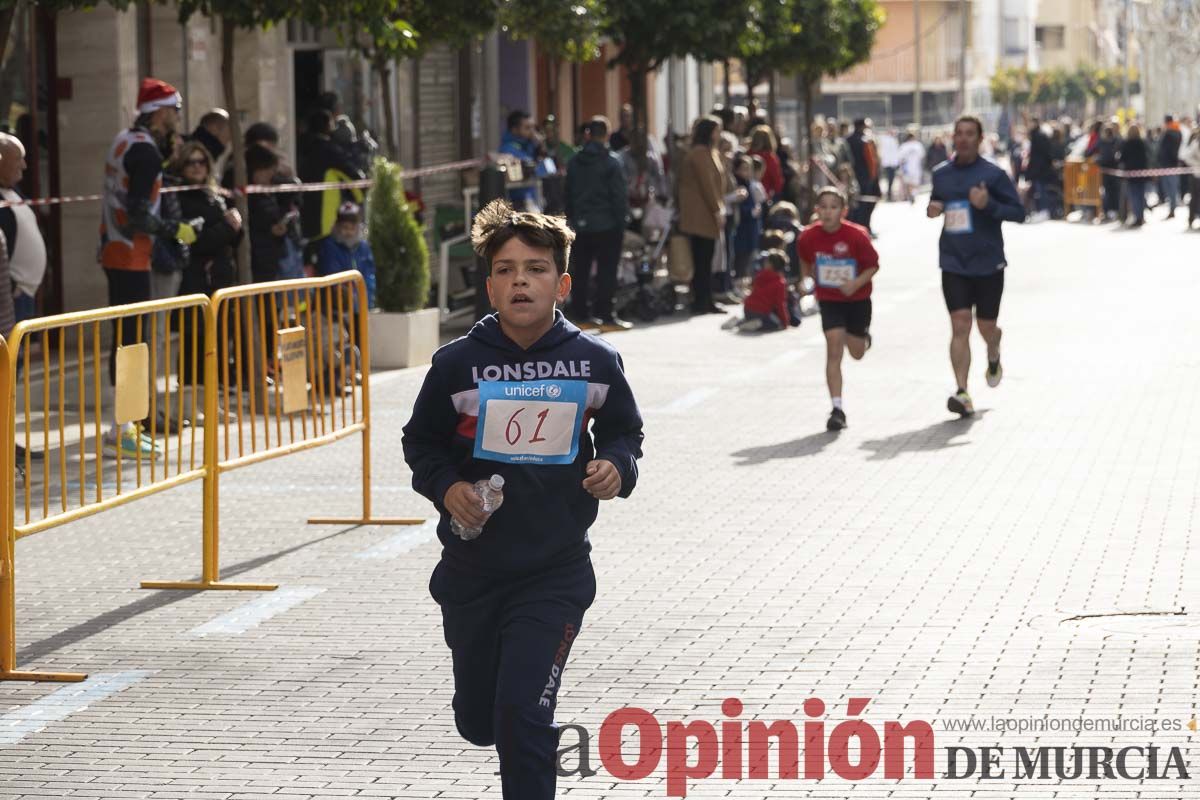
[767,72,777,124]
[722,59,732,107]
[547,56,561,123]
[803,77,816,198]
[0,6,16,68]
[630,68,647,132]
[378,60,398,160]
[222,18,252,285]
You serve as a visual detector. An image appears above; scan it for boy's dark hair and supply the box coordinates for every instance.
[815,185,847,207]
[955,115,984,138]
[762,249,789,272]
[586,116,610,140]
[507,109,531,132]
[245,143,279,174]
[471,199,575,274]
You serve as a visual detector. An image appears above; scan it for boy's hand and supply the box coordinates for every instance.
[582,460,622,500]
[927,201,944,218]
[838,277,860,297]
[969,182,990,209]
[444,481,488,529]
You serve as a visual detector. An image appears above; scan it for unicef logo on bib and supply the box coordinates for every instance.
[474,380,587,465]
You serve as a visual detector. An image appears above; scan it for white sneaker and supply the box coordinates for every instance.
[721,316,743,331]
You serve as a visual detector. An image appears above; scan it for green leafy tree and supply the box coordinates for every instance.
[174,0,398,282]
[369,158,429,312]
[500,0,603,118]
[3,1,138,64]
[347,1,495,159]
[738,0,882,192]
[600,0,748,130]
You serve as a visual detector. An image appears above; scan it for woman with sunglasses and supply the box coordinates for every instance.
[170,142,243,384]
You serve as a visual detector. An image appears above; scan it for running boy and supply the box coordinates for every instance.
[797,186,880,431]
[401,199,644,800]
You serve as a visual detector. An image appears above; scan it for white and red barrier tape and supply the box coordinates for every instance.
[1098,166,1200,179]
[0,157,486,210]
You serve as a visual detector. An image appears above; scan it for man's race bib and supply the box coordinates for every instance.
[474,380,586,465]
[944,200,974,234]
[815,255,858,289]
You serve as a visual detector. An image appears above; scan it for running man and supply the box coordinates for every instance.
[797,186,880,431]
[927,116,1024,417]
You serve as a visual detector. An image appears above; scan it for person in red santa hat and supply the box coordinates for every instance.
[99,77,195,458]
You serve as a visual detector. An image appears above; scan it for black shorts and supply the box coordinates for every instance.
[941,270,1004,320]
[819,299,872,337]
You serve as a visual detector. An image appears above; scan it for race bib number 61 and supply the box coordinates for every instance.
[474,380,586,465]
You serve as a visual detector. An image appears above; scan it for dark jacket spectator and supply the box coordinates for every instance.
[171,141,241,295]
[1026,124,1056,182]
[0,229,13,338]
[565,140,628,234]
[1118,133,1149,182]
[1159,124,1183,167]
[297,109,365,246]
[246,144,288,281]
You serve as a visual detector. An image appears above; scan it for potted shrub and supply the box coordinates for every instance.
[367,157,438,369]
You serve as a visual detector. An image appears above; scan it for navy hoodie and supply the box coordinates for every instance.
[402,311,644,576]
[930,156,1024,276]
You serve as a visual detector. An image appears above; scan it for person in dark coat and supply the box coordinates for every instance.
[1088,124,1121,220]
[297,109,364,268]
[564,116,630,329]
[1117,125,1150,227]
[246,144,288,282]
[1025,118,1056,214]
[845,118,881,233]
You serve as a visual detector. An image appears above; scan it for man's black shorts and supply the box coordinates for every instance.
[941,270,1004,320]
[819,299,872,337]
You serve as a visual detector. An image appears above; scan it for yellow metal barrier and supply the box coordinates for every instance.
[142,271,422,592]
[2,296,214,681]
[1064,159,1101,214]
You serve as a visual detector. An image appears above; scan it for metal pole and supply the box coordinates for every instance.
[958,0,968,114]
[914,0,923,127]
[1122,0,1131,116]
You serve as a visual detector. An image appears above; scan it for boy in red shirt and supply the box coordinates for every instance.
[797,186,880,430]
[721,249,791,332]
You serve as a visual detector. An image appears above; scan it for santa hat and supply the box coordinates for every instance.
[137,78,182,115]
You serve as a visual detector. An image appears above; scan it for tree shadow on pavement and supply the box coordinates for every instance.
[858,410,989,461]
[732,430,842,465]
[16,526,362,666]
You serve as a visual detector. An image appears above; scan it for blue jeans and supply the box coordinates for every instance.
[13,290,35,323]
[1032,180,1051,213]
[1127,181,1147,224]
[1160,174,1180,213]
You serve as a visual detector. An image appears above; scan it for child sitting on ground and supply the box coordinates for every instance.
[721,249,793,332]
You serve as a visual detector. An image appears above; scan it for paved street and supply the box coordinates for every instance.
[2,201,1198,799]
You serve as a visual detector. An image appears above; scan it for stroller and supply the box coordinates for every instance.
[615,226,675,323]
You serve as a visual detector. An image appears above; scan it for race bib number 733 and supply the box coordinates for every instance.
[815,255,858,288]
[474,380,586,465]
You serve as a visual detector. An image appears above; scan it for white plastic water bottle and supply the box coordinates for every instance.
[450,475,506,541]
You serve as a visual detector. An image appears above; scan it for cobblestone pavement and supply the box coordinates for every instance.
[2,202,1197,799]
